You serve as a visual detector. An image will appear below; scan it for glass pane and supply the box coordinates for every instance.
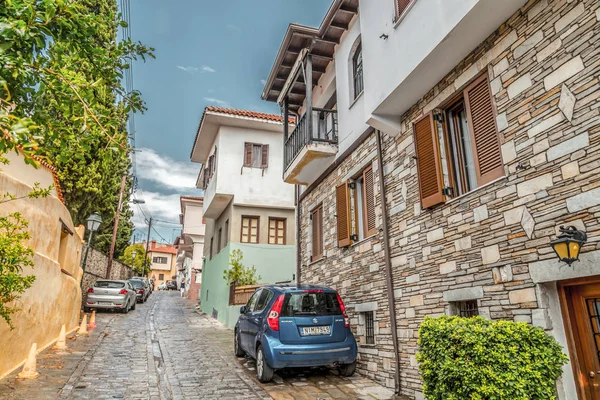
[251,218,258,228]
[241,234,248,243]
[242,218,249,228]
[458,108,478,191]
[252,145,262,168]
[587,299,600,363]
[269,220,275,228]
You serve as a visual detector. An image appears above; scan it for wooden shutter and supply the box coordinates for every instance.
[336,183,352,247]
[464,74,504,186]
[202,168,209,188]
[396,0,413,17]
[414,114,445,209]
[311,206,323,261]
[244,143,252,166]
[261,144,269,168]
[363,165,377,237]
[207,155,214,179]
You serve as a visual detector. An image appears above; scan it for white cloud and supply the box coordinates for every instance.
[135,148,199,190]
[176,65,216,74]
[204,97,230,108]
[226,24,242,33]
[131,191,184,228]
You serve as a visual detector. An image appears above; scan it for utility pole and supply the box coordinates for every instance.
[143,217,153,278]
[107,174,128,279]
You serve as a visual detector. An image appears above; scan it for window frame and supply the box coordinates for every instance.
[268,217,286,245]
[311,204,324,262]
[364,311,375,345]
[240,215,260,244]
[158,273,164,280]
[394,0,417,24]
[217,227,222,251]
[243,142,269,168]
[152,256,168,264]
[350,164,377,241]
[351,41,364,100]
[450,300,480,318]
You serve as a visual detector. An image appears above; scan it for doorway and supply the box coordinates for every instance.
[561,279,600,400]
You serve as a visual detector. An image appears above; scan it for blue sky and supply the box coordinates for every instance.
[128,0,330,242]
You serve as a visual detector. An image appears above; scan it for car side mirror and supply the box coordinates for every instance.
[240,306,247,314]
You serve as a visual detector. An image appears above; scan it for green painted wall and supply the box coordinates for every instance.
[200,242,296,328]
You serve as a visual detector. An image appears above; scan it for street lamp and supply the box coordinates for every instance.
[550,225,587,266]
[81,212,103,287]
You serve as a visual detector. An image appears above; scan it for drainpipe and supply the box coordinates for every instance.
[376,129,401,395]
[295,184,302,284]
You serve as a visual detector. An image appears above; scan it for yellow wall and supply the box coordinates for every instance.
[0,152,83,378]
[149,251,177,289]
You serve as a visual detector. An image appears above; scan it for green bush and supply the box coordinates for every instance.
[416,316,569,400]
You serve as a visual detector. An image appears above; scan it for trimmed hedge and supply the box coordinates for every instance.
[416,316,568,400]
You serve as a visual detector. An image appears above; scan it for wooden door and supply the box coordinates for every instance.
[564,282,600,399]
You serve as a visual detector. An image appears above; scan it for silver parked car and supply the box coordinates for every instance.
[85,280,137,313]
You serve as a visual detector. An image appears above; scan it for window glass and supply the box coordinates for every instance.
[355,177,365,241]
[353,42,364,99]
[246,290,261,312]
[252,144,262,168]
[364,312,375,344]
[280,292,342,317]
[129,280,143,289]
[255,289,273,312]
[159,273,164,280]
[269,218,285,244]
[447,102,477,195]
[241,217,259,243]
[95,281,125,288]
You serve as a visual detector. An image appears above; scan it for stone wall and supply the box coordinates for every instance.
[81,246,134,301]
[299,0,600,398]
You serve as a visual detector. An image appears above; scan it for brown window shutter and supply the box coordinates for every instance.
[203,168,208,188]
[464,75,504,186]
[363,165,377,237]
[336,183,352,247]
[244,143,252,167]
[311,206,323,261]
[414,113,445,209]
[261,144,269,168]
[396,0,413,17]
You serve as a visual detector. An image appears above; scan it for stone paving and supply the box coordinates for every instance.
[0,292,401,400]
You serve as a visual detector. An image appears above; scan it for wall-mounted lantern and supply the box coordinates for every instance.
[550,226,587,266]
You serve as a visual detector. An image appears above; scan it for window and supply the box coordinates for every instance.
[58,220,73,268]
[414,74,503,209]
[246,289,262,313]
[451,300,479,317]
[336,164,376,246]
[364,312,375,344]
[255,289,273,312]
[158,273,164,280]
[218,227,222,251]
[243,142,269,168]
[311,205,323,261]
[352,41,363,99]
[210,237,214,260]
[225,219,229,246]
[280,292,342,317]
[241,216,259,243]
[268,218,286,245]
[152,257,167,264]
[202,149,217,188]
[395,0,415,20]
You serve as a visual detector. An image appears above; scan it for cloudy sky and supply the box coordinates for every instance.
[129,0,330,242]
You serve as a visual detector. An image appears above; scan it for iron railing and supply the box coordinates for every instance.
[284,108,338,171]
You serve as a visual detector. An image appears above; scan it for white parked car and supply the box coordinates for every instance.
[158,282,167,290]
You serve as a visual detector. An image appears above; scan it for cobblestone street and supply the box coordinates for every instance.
[0,292,398,400]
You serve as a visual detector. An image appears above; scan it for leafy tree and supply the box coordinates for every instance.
[223,249,261,286]
[119,243,150,276]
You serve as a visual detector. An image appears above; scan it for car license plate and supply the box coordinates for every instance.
[98,301,112,305]
[301,326,331,336]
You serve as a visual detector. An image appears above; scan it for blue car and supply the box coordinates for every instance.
[234,284,357,383]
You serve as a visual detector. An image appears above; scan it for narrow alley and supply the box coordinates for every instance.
[0,293,397,400]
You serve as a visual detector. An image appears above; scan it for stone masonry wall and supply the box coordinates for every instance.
[300,0,600,398]
[81,246,134,304]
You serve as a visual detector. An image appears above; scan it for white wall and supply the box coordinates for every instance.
[212,125,295,209]
[149,252,172,271]
[183,202,205,236]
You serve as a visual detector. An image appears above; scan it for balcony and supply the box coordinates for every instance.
[283,108,338,185]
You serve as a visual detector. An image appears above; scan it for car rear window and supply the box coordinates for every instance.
[94,281,124,289]
[129,280,143,288]
[280,292,342,317]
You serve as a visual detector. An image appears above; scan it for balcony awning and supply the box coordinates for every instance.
[261,0,357,113]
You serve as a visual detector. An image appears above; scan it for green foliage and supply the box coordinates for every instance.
[0,212,36,328]
[119,243,150,276]
[223,249,261,286]
[416,315,569,400]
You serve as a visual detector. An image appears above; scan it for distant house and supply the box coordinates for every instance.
[176,196,205,301]
[145,240,177,289]
[190,107,296,328]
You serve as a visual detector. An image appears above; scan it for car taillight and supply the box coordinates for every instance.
[267,294,285,331]
[87,288,94,293]
[336,292,350,328]
[119,289,128,295]
[137,289,144,294]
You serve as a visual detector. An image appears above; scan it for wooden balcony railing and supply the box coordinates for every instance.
[284,108,337,171]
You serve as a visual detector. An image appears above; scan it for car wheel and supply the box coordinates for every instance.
[83,306,91,313]
[131,300,136,310]
[256,345,274,383]
[122,302,129,314]
[338,361,356,377]
[234,329,245,357]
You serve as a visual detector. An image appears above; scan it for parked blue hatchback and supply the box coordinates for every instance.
[234,284,358,383]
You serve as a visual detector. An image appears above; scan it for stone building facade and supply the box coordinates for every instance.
[296,0,600,398]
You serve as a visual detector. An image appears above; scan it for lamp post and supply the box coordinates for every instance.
[550,225,587,266]
[81,212,103,288]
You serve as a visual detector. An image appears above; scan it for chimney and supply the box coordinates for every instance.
[151,240,157,249]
